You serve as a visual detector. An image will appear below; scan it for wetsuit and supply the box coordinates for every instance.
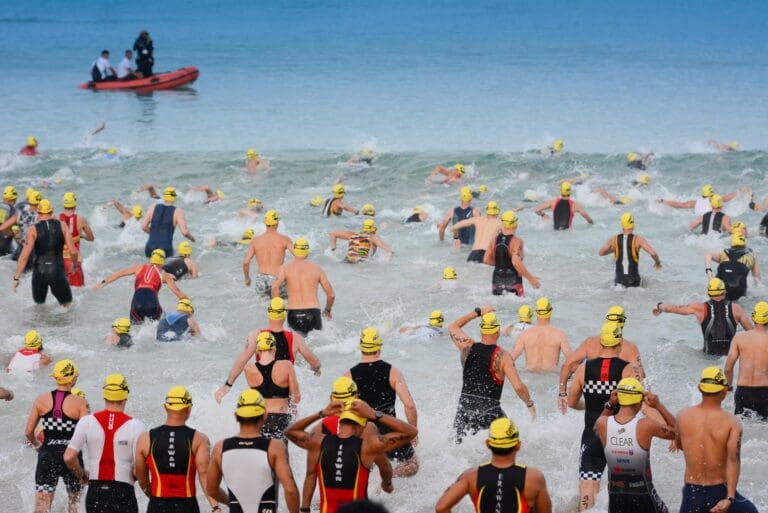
[162,257,189,280]
[604,416,667,513]
[322,198,342,217]
[31,219,73,305]
[580,356,628,481]
[613,233,641,287]
[472,463,530,513]
[220,437,276,513]
[317,435,369,513]
[734,386,768,420]
[258,329,295,363]
[467,249,485,263]
[344,233,372,263]
[492,233,523,296]
[452,205,475,246]
[156,312,190,342]
[680,485,757,513]
[0,202,17,255]
[145,204,176,257]
[716,247,753,300]
[59,212,84,286]
[454,344,505,442]
[404,213,421,223]
[700,300,737,356]
[760,213,768,237]
[253,361,291,440]
[701,211,724,234]
[131,264,163,323]
[116,334,133,349]
[350,360,415,462]
[287,309,322,336]
[146,425,199,513]
[627,160,646,170]
[553,198,574,230]
[35,390,82,495]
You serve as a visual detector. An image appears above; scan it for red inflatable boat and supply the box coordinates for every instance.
[79,67,199,92]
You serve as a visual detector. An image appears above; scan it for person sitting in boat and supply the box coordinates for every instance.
[91,50,117,82]
[117,49,139,80]
[133,30,154,77]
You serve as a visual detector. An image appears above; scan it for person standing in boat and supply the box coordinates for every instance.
[133,31,154,77]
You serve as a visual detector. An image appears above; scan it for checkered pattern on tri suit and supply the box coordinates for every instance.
[582,379,619,395]
[41,416,77,433]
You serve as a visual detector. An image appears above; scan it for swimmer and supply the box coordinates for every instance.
[438,187,480,248]
[59,192,95,287]
[598,213,662,287]
[657,184,748,216]
[725,302,768,420]
[625,151,654,170]
[142,186,195,257]
[435,417,552,513]
[690,194,732,234]
[105,318,133,348]
[510,298,571,372]
[156,298,200,341]
[6,330,53,373]
[19,136,39,156]
[101,148,119,160]
[676,367,758,513]
[0,185,19,256]
[452,201,502,263]
[429,266,462,292]
[484,211,540,295]
[322,184,358,216]
[191,185,225,204]
[399,310,445,338]
[471,184,488,199]
[162,241,199,280]
[94,249,187,323]
[706,231,760,301]
[246,148,271,172]
[347,148,375,165]
[5,189,42,269]
[501,304,533,341]
[360,203,376,217]
[593,173,651,205]
[653,278,752,356]
[109,200,143,228]
[208,228,255,248]
[329,219,393,263]
[243,210,293,297]
[138,184,161,199]
[309,195,324,208]
[449,306,536,443]
[238,198,264,218]
[403,205,428,223]
[272,238,335,335]
[533,182,594,230]
[707,139,740,152]
[544,139,564,156]
[426,162,466,184]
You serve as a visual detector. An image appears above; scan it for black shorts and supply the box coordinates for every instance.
[615,274,641,288]
[608,477,668,513]
[131,288,162,323]
[32,266,73,305]
[579,428,605,480]
[0,235,14,256]
[376,416,416,462]
[148,497,200,513]
[680,484,757,513]
[453,394,505,443]
[492,270,523,296]
[287,309,322,335]
[86,480,138,513]
[262,412,292,441]
[35,450,81,494]
[735,386,768,420]
[467,250,485,263]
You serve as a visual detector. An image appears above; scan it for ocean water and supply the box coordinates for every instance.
[1,2,768,513]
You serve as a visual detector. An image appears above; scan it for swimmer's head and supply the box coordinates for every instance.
[3,186,17,201]
[443,266,457,280]
[293,237,310,257]
[479,312,501,335]
[487,417,519,449]
[730,221,746,236]
[560,181,571,197]
[413,205,422,214]
[236,389,266,419]
[361,203,375,216]
[728,141,739,150]
[178,241,192,257]
[460,186,473,202]
[256,331,276,352]
[107,148,118,156]
[102,373,130,402]
[112,318,131,335]
[600,321,623,347]
[177,298,194,314]
[606,305,627,326]
[62,192,77,209]
[710,194,723,209]
[731,231,746,248]
[361,149,374,158]
[267,297,287,320]
[477,185,488,193]
[131,205,143,219]
[150,249,166,265]
[701,184,714,198]
[25,188,36,200]
[454,163,466,175]
[246,148,258,159]
[638,173,651,186]
[619,195,632,205]
[331,376,358,401]
[359,327,383,354]
[163,187,177,202]
[339,402,368,427]
[620,212,634,230]
[552,139,564,153]
[698,366,728,394]
[310,195,324,207]
[248,198,262,208]
[238,228,255,244]
[486,201,500,215]
[518,305,533,324]
[362,219,377,233]
[53,359,78,385]
[616,377,644,406]
[28,190,42,206]
[216,189,225,200]
[535,297,553,319]
[37,199,53,215]
[707,278,726,298]
[501,210,518,228]
[25,330,43,350]
[626,152,639,162]
[332,184,345,198]
[264,209,279,227]
[71,388,86,399]
[164,386,192,411]
[752,301,768,325]
[27,136,38,148]
[429,310,444,328]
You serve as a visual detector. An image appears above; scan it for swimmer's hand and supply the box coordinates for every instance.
[529,276,541,289]
[710,499,733,513]
[323,308,333,320]
[643,391,660,409]
[311,366,321,377]
[78,469,89,486]
[244,277,251,287]
[12,278,19,293]
[381,480,394,494]
[502,325,513,337]
[214,386,230,404]
[654,261,662,271]
[557,395,568,415]
[668,439,679,453]
[93,281,105,290]
[539,213,550,221]
[479,305,495,315]
[652,304,663,317]
[527,403,537,420]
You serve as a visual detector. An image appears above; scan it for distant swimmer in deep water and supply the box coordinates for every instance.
[19,136,39,156]
[243,210,293,298]
[545,139,565,156]
[403,205,428,223]
[163,241,199,280]
[706,231,760,302]
[208,228,255,249]
[708,139,740,152]
[689,194,731,235]
[657,184,749,216]
[399,310,445,338]
[90,49,117,82]
[725,301,768,420]
[142,186,195,257]
[425,162,466,185]
[533,181,594,230]
[191,185,226,204]
[484,210,540,296]
[625,151,654,170]
[110,200,143,228]
[156,298,200,342]
[105,318,133,348]
[239,198,264,219]
[322,184,359,217]
[592,173,651,205]
[438,187,480,248]
[453,201,502,264]
[246,148,271,173]
[598,213,662,288]
[347,148,375,165]
[330,219,393,263]
[502,305,534,342]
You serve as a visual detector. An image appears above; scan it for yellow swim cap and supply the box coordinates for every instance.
[361,149,374,158]
[638,174,651,185]
[112,318,131,335]
[177,298,194,314]
[413,205,422,214]
[626,152,639,162]
[310,195,324,207]
[293,237,310,257]
[53,359,78,385]
[339,402,368,427]
[560,181,571,197]
[164,386,192,411]
[460,186,473,202]
[620,212,634,230]
[699,366,728,393]
[150,249,166,265]
[710,194,723,209]
[257,331,276,352]
[267,297,287,320]
[478,185,488,193]
[731,232,746,248]
[480,312,500,335]
[62,192,77,208]
[332,377,358,401]
[701,184,714,198]
[71,388,86,399]
[163,187,177,201]
[361,203,375,216]
[429,310,444,328]
[443,266,457,280]
[708,278,726,297]
[25,188,36,200]
[236,389,266,418]
[753,301,768,325]
[131,205,143,219]
[362,219,377,233]
[535,297,553,318]
[37,199,53,214]
[360,327,383,353]
[107,148,118,156]
[102,374,129,401]
[619,195,632,205]
[486,201,500,215]
[3,186,17,200]
[27,136,38,147]
[264,209,279,226]
[216,189,225,200]
[730,221,746,235]
[487,417,519,448]
[501,210,518,228]
[600,321,623,347]
[28,190,42,206]
[454,163,466,175]
[54,178,62,184]
[552,139,564,153]
[248,198,262,207]
[617,377,644,406]
[606,305,626,325]
[518,304,533,323]
[238,228,255,244]
[25,330,43,349]
[728,141,739,150]
[332,184,345,198]
[246,148,258,159]
[178,241,192,257]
